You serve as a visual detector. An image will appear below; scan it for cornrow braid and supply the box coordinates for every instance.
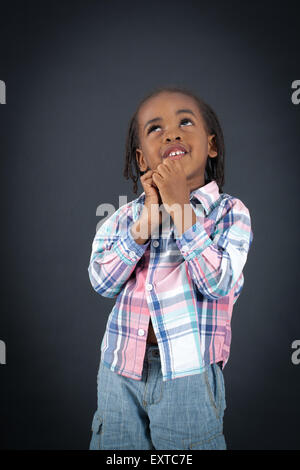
[123,85,225,195]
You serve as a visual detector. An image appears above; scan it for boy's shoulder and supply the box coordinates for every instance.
[217,190,252,217]
[119,191,145,212]
[105,191,145,224]
[95,192,144,236]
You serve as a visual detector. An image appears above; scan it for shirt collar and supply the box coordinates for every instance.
[189,180,221,215]
[133,179,221,221]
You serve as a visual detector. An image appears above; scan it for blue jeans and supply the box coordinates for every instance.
[89,343,227,450]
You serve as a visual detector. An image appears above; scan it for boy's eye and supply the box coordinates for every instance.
[147,117,193,134]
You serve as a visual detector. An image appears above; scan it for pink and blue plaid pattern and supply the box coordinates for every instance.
[88,180,253,381]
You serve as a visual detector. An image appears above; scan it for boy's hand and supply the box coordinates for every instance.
[152,159,190,213]
[140,170,161,206]
[140,170,164,230]
[131,170,165,243]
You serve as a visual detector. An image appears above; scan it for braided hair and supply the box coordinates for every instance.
[123,85,225,195]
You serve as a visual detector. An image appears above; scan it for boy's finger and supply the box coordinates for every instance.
[141,170,153,179]
[141,175,154,184]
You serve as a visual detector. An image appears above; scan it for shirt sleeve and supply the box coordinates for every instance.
[88,203,150,298]
[175,197,253,300]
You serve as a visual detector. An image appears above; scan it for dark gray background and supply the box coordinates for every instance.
[0,0,299,450]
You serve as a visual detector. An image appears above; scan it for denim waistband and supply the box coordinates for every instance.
[144,342,223,369]
[145,343,160,361]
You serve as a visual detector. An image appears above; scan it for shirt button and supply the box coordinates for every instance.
[129,250,136,258]
[146,284,153,291]
[153,240,159,247]
[138,328,145,336]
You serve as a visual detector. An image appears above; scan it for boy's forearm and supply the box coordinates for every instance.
[131,207,161,245]
[172,204,198,237]
[130,216,151,245]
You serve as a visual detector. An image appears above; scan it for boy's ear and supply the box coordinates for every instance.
[208,134,218,158]
[136,149,148,172]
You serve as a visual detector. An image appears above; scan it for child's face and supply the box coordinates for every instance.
[135,92,218,193]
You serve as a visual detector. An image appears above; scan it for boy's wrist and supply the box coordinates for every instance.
[141,205,161,232]
[130,216,150,244]
[172,204,197,237]
[131,210,161,244]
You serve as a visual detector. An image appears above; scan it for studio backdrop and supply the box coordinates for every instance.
[0,0,299,450]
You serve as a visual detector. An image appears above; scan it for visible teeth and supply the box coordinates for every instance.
[168,150,185,156]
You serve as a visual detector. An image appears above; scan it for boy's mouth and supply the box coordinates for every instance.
[162,144,188,159]
[167,152,187,160]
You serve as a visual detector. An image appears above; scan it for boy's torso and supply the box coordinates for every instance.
[147,318,158,344]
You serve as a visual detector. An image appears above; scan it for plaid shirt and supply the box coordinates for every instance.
[88,180,253,381]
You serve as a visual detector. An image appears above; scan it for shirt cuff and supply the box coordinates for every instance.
[175,220,213,260]
[112,223,151,264]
